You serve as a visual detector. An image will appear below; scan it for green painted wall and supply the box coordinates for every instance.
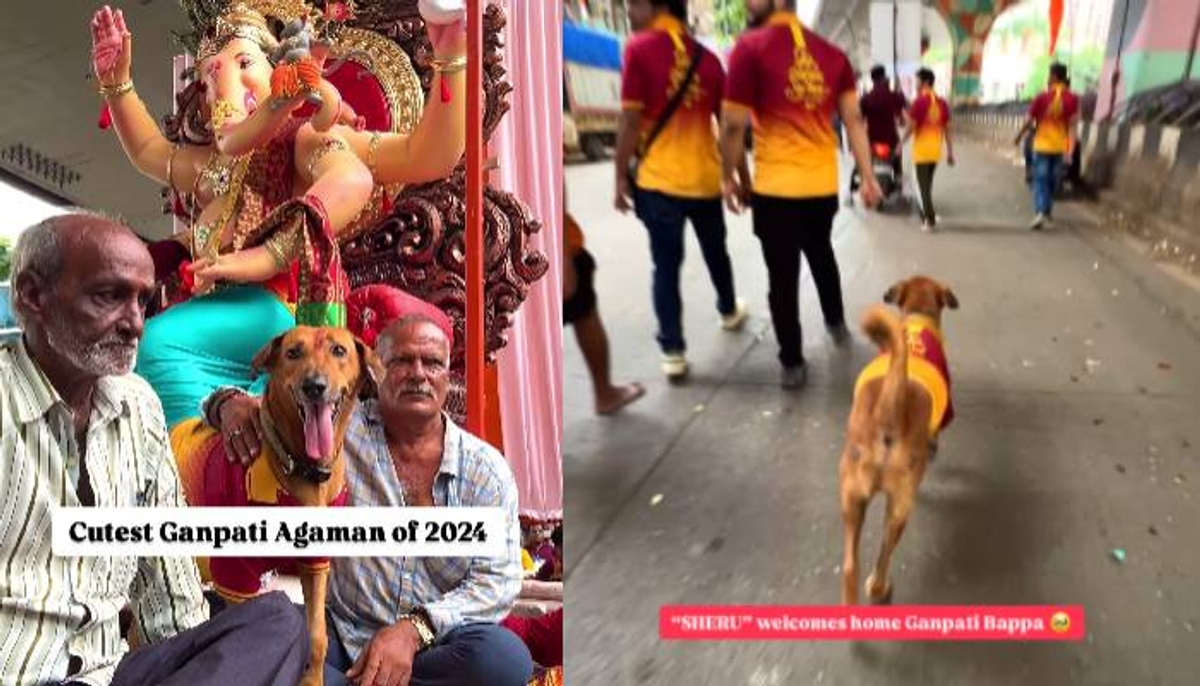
[1119,51,1200,98]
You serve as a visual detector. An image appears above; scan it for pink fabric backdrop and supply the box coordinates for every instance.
[492,0,563,521]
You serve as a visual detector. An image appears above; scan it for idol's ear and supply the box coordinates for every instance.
[883,280,906,306]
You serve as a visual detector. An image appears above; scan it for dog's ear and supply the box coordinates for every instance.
[354,336,385,400]
[883,281,905,306]
[251,333,286,374]
[942,287,959,310]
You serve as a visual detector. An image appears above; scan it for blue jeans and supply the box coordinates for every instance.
[634,188,738,353]
[1032,153,1063,216]
[322,612,532,686]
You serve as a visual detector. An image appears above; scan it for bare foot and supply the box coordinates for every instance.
[595,382,645,415]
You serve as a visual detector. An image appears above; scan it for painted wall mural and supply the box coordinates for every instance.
[1094,0,1200,119]
[934,0,1121,103]
[979,0,1113,103]
[936,0,1021,101]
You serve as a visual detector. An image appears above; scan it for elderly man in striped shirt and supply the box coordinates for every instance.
[0,212,307,686]
[211,297,533,686]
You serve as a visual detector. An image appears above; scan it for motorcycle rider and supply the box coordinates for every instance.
[850,65,907,205]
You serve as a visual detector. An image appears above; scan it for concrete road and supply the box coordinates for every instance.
[563,141,1200,685]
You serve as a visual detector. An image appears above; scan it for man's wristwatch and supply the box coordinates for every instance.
[402,609,436,650]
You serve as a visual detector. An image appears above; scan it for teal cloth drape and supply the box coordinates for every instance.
[137,285,294,429]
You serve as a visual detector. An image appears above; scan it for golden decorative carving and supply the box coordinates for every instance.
[329,27,424,238]
[330,27,424,134]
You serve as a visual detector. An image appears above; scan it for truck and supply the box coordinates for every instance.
[563,21,623,161]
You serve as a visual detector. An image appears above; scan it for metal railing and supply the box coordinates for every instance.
[954,91,1100,123]
[1111,80,1200,128]
[959,82,1200,129]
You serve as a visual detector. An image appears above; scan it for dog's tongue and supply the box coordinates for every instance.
[303,402,335,460]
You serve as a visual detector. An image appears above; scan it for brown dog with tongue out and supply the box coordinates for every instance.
[171,325,382,685]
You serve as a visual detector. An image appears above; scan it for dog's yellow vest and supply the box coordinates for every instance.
[854,315,954,436]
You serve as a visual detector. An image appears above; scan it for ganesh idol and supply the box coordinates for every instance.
[89,0,466,432]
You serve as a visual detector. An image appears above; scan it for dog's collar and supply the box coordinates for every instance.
[259,405,333,484]
[903,313,944,341]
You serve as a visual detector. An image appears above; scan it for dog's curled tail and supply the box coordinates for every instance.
[862,305,908,430]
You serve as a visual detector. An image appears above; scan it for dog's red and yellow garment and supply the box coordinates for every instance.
[172,419,347,600]
[854,315,955,436]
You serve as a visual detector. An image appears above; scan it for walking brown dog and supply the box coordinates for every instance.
[173,326,383,686]
[839,276,957,605]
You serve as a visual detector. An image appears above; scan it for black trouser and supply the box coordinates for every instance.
[916,163,937,223]
[751,193,844,368]
[99,591,307,686]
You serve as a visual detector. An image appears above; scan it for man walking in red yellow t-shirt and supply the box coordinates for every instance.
[904,68,955,232]
[614,0,748,381]
[719,0,881,389]
[1014,62,1078,230]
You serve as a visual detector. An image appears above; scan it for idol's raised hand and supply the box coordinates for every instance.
[420,0,467,58]
[91,5,132,87]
